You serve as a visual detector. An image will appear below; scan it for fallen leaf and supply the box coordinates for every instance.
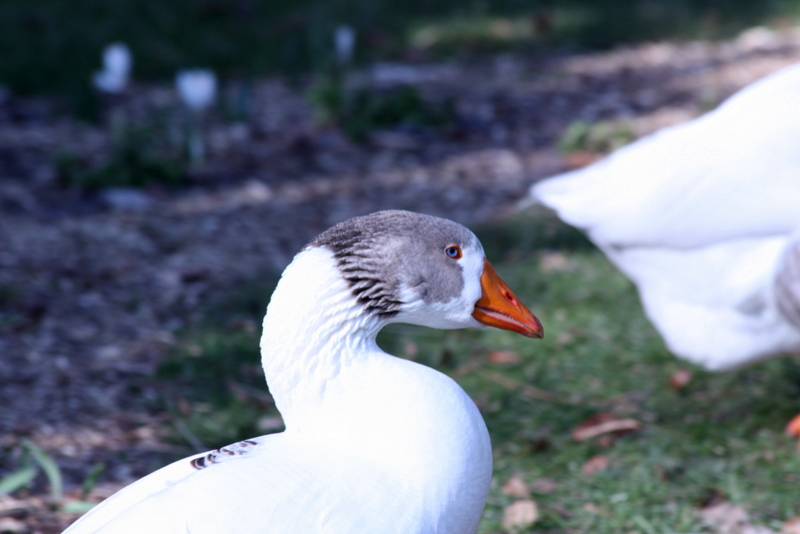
[669,369,692,390]
[501,475,530,498]
[502,500,539,531]
[571,413,641,441]
[785,414,800,437]
[403,342,418,360]
[530,478,558,494]
[581,455,610,475]
[582,503,602,514]
[488,350,521,365]
[597,435,613,448]
[783,517,800,534]
[540,251,569,272]
[699,502,776,534]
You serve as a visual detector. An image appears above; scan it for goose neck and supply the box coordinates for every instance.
[260,247,384,429]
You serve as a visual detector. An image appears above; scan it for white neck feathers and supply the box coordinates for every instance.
[260,247,383,429]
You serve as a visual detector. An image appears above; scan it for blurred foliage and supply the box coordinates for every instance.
[0,440,62,502]
[157,329,269,446]
[558,119,636,154]
[0,439,103,514]
[474,209,595,262]
[1,0,799,115]
[156,272,278,447]
[56,118,187,190]
[308,71,456,140]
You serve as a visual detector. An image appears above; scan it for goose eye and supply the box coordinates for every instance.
[444,245,462,259]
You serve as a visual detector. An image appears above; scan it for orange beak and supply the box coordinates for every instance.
[472,259,543,339]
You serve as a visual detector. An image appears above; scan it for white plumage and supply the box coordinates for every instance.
[532,62,800,371]
[64,211,542,533]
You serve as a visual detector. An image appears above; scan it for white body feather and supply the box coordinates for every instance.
[532,62,800,370]
[65,246,492,533]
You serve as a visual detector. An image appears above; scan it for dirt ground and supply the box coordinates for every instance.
[2,27,800,532]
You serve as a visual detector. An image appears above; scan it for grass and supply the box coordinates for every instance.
[151,209,800,533]
[558,119,636,155]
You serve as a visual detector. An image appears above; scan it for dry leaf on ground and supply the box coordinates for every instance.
[785,414,800,437]
[501,475,530,498]
[562,151,603,169]
[783,517,800,534]
[582,503,602,514]
[403,342,418,360]
[540,251,570,272]
[571,412,641,441]
[502,500,539,531]
[530,477,558,494]
[699,502,775,534]
[488,350,521,365]
[581,455,610,475]
[669,369,693,389]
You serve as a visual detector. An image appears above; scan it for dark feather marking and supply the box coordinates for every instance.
[190,440,259,470]
[306,210,474,315]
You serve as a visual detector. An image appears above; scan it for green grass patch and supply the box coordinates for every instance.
[156,272,280,448]
[159,210,800,531]
[558,119,636,155]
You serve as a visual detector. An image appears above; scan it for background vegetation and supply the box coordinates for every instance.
[3,0,800,113]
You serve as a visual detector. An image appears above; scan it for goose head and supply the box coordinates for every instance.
[306,209,543,337]
[261,210,542,425]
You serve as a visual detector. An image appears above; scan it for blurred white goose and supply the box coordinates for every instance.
[64,210,543,534]
[531,62,800,372]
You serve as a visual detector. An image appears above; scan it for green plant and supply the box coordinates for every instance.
[2,0,799,119]
[0,440,63,502]
[57,121,187,191]
[558,119,635,154]
[157,329,270,448]
[309,73,456,141]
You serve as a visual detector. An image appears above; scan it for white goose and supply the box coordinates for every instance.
[64,210,543,534]
[531,62,800,372]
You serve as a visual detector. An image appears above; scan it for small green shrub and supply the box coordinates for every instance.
[57,122,187,191]
[558,119,635,154]
[309,73,456,141]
